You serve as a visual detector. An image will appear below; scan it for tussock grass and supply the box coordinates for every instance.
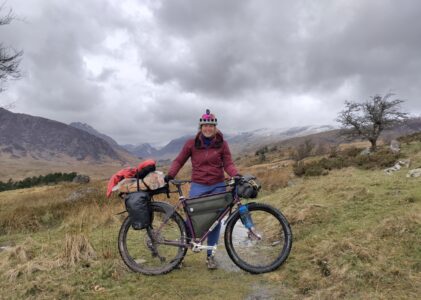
[63,234,97,266]
[0,181,114,234]
[0,237,64,283]
[241,161,293,192]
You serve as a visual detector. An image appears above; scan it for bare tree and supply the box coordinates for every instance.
[293,138,315,161]
[0,6,23,93]
[337,93,408,151]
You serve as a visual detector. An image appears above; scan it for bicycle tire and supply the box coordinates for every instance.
[224,202,292,274]
[118,203,188,275]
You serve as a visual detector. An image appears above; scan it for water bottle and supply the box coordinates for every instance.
[238,204,254,229]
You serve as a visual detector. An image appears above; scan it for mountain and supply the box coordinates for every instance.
[224,125,337,153]
[122,143,158,159]
[156,135,192,159]
[122,135,192,160]
[0,108,143,180]
[0,108,122,161]
[69,121,138,162]
[121,126,337,160]
[141,120,421,160]
[69,122,119,147]
[226,125,336,142]
[263,118,421,151]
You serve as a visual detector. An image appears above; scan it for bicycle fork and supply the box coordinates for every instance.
[146,227,167,262]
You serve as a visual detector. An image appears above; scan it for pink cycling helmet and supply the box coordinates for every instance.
[199,109,218,126]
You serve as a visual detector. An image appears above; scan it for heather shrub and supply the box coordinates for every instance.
[293,147,399,177]
[342,146,361,158]
[293,161,306,177]
[304,165,327,177]
[353,148,398,169]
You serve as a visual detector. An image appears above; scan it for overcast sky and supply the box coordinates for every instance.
[1,0,420,146]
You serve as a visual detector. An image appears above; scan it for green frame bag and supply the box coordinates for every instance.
[186,192,233,237]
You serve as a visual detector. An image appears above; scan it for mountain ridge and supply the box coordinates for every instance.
[0,108,125,162]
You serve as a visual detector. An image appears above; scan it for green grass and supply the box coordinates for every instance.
[269,166,421,299]
[1,143,421,299]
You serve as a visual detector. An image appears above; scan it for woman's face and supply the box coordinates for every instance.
[201,124,216,138]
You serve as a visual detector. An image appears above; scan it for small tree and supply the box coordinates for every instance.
[0,7,23,93]
[337,94,408,151]
[314,143,328,156]
[293,139,315,161]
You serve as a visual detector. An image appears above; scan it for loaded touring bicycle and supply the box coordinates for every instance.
[114,169,292,275]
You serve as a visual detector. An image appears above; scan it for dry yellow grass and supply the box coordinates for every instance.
[0,152,137,181]
[63,234,97,266]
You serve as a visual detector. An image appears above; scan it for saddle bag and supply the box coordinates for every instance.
[185,192,233,237]
[124,191,151,230]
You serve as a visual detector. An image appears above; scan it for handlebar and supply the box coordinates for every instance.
[168,179,191,186]
[168,176,244,187]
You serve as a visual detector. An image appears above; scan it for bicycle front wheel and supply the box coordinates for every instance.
[118,203,188,275]
[224,202,292,274]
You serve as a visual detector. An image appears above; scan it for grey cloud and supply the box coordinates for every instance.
[139,0,421,111]
[154,0,252,37]
[286,0,421,109]
[139,1,303,98]
[2,1,131,116]
[95,68,117,82]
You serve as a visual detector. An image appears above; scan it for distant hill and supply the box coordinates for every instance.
[122,143,159,159]
[69,122,120,147]
[123,135,193,160]
[156,135,192,159]
[0,108,123,161]
[121,126,337,160]
[69,121,138,162]
[225,125,337,153]
[255,118,421,152]
[0,108,139,180]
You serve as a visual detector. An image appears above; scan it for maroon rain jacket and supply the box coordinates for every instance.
[168,131,238,185]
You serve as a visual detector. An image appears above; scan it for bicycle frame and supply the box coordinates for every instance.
[152,180,242,250]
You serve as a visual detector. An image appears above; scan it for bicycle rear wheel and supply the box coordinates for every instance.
[224,202,292,274]
[118,203,188,275]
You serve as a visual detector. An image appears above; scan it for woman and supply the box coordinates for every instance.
[166,109,239,269]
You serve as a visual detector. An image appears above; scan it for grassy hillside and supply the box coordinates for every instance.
[0,142,420,299]
[0,147,140,182]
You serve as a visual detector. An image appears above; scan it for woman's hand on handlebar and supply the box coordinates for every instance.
[226,174,243,186]
[164,174,174,183]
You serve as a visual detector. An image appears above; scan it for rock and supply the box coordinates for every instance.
[406,168,421,178]
[66,187,96,202]
[384,163,401,175]
[360,147,371,156]
[384,159,411,175]
[72,175,90,184]
[390,139,400,154]
[398,159,411,168]
[287,180,296,187]
[0,246,12,252]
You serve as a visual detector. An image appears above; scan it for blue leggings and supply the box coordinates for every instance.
[189,182,226,256]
